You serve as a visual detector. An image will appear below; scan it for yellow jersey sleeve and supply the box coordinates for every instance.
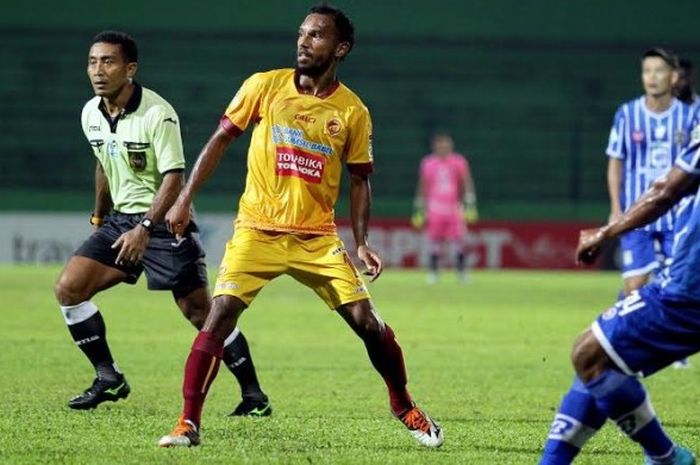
[220,73,266,136]
[345,106,374,175]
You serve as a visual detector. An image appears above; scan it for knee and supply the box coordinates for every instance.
[570,330,609,382]
[201,296,246,338]
[54,275,87,306]
[179,301,209,329]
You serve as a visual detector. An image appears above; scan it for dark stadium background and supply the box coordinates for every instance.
[1,0,698,270]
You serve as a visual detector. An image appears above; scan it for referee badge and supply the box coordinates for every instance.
[128,151,147,171]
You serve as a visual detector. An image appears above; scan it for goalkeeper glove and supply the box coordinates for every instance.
[464,205,479,224]
[411,211,425,229]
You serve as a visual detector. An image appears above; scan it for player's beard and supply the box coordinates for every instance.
[295,54,334,78]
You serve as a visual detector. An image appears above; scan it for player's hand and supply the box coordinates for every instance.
[165,197,192,240]
[576,227,607,265]
[464,205,479,224]
[410,211,424,229]
[357,244,383,282]
[112,226,150,266]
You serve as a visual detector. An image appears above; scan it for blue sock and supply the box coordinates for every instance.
[540,377,607,465]
[585,369,675,462]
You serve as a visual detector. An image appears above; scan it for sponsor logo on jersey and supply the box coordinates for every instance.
[294,113,316,124]
[89,125,101,132]
[326,118,342,136]
[632,130,645,143]
[272,124,333,156]
[275,146,325,183]
[89,139,105,148]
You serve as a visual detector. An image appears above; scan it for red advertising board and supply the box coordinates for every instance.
[335,219,600,270]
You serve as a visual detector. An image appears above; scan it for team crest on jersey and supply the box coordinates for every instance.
[653,125,667,140]
[674,130,688,145]
[106,140,120,158]
[632,131,645,143]
[326,118,342,136]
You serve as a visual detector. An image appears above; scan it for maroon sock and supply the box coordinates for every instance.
[365,324,413,415]
[182,331,224,427]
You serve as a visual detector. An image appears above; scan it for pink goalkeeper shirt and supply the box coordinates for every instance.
[419,153,469,216]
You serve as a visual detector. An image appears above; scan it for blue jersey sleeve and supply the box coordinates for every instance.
[676,125,700,174]
[606,107,626,159]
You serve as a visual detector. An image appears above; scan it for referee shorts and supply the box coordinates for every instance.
[75,211,208,297]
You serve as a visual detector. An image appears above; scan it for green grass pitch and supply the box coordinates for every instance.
[1,266,698,464]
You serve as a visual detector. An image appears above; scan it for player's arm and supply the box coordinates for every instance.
[605,107,626,223]
[92,161,112,228]
[607,157,624,223]
[166,126,238,236]
[463,162,478,223]
[411,177,425,229]
[349,172,383,281]
[578,166,698,264]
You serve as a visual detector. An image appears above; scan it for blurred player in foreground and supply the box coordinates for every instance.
[158,4,442,449]
[54,31,270,416]
[675,57,699,111]
[539,123,700,464]
[412,133,477,283]
[606,48,695,296]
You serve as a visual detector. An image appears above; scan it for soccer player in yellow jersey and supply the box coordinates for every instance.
[159,4,443,449]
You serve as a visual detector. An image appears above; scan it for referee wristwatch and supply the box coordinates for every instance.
[139,217,155,234]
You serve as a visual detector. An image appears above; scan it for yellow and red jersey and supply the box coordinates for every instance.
[221,68,373,235]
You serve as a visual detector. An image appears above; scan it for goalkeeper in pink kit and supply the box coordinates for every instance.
[413,133,478,283]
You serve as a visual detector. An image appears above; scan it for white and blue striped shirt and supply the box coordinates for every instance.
[606,96,696,231]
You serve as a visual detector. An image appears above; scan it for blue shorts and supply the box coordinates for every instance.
[592,284,700,377]
[619,229,674,278]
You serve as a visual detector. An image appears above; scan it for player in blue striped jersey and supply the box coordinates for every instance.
[606,48,696,296]
[540,114,700,465]
[673,57,700,245]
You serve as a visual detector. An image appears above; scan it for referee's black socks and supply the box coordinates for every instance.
[61,301,120,381]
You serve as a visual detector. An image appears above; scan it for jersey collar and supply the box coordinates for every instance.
[97,81,143,116]
[293,70,340,99]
